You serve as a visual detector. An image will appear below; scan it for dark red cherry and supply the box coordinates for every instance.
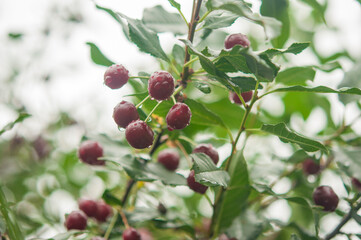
[193,144,219,165]
[225,33,250,49]
[123,227,141,240]
[125,120,154,149]
[187,170,208,194]
[157,149,180,171]
[78,140,105,166]
[113,101,139,128]
[148,71,175,100]
[166,103,192,131]
[313,186,339,212]
[104,64,129,89]
[78,199,98,217]
[65,211,87,230]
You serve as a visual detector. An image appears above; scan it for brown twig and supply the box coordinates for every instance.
[181,0,203,87]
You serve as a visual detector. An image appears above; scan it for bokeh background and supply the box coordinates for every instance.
[1,0,361,239]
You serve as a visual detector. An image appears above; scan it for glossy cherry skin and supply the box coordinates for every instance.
[192,144,219,165]
[313,186,339,212]
[125,120,154,149]
[148,71,175,100]
[352,177,361,191]
[65,211,87,230]
[94,201,112,222]
[158,149,180,171]
[78,140,105,166]
[113,101,139,128]
[187,170,208,194]
[302,158,320,175]
[78,199,98,217]
[123,227,141,240]
[225,33,250,49]
[229,91,253,104]
[104,64,129,89]
[166,103,192,131]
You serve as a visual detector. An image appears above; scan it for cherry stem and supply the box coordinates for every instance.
[204,193,213,207]
[136,95,150,108]
[104,208,118,240]
[118,207,130,229]
[175,140,192,167]
[144,101,163,122]
[209,80,260,238]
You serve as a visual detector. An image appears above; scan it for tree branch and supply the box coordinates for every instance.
[324,198,361,240]
[181,0,203,87]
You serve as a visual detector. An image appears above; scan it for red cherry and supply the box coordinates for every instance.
[166,103,192,131]
[113,101,139,128]
[148,71,175,101]
[224,33,250,49]
[187,170,208,194]
[125,120,154,149]
[302,158,320,175]
[229,91,253,104]
[78,199,98,217]
[313,186,339,212]
[104,64,129,89]
[157,149,180,171]
[192,144,219,165]
[65,211,87,230]
[94,201,112,222]
[123,227,141,240]
[78,140,105,166]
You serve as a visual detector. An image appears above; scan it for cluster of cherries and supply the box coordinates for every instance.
[68,33,361,238]
[65,199,112,238]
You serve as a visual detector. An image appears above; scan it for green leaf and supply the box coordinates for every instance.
[261,123,327,152]
[262,42,310,58]
[300,0,326,24]
[290,234,301,240]
[203,12,238,30]
[352,210,361,225]
[117,13,170,62]
[102,189,123,206]
[172,44,185,65]
[338,60,361,104]
[215,151,251,232]
[142,5,187,35]
[260,0,290,48]
[184,98,228,130]
[180,39,219,76]
[271,85,361,96]
[95,4,130,39]
[0,186,24,239]
[208,0,282,39]
[192,81,211,94]
[335,148,361,179]
[229,76,263,92]
[105,156,186,186]
[0,112,31,136]
[192,153,230,187]
[216,45,278,81]
[86,42,115,67]
[168,0,181,11]
[275,67,315,86]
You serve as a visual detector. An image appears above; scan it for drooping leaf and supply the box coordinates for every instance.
[215,151,251,232]
[102,189,123,206]
[300,0,326,24]
[270,85,361,96]
[262,42,310,58]
[275,67,315,86]
[192,81,211,94]
[142,5,187,35]
[86,42,115,67]
[207,0,282,39]
[261,123,328,152]
[117,13,170,62]
[335,148,361,179]
[105,156,186,186]
[0,112,31,136]
[202,12,238,30]
[172,44,185,65]
[229,76,263,92]
[167,0,181,11]
[184,98,228,130]
[95,4,130,39]
[192,153,230,187]
[260,0,290,48]
[338,60,361,104]
[216,45,279,81]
